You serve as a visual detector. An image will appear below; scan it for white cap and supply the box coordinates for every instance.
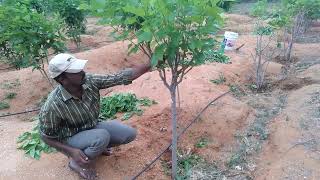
[48,53,88,78]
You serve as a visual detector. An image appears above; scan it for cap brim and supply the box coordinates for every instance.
[65,59,88,73]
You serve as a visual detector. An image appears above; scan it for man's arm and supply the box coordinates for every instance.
[130,63,151,80]
[87,62,151,89]
[39,107,90,165]
[41,135,89,165]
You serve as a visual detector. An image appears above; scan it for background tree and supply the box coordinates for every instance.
[0,0,88,84]
[268,0,320,68]
[249,0,280,90]
[0,0,65,84]
[53,0,87,48]
[1,0,87,50]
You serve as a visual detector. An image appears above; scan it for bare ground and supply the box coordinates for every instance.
[0,10,320,180]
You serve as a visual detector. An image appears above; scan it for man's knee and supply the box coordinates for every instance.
[123,127,137,144]
[83,129,110,159]
[91,129,110,148]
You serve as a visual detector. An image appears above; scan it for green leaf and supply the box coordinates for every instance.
[190,39,203,50]
[123,6,145,17]
[34,150,41,160]
[29,146,36,158]
[151,44,165,67]
[17,132,31,143]
[122,112,133,120]
[124,17,137,25]
[17,122,55,159]
[137,31,152,43]
[100,93,156,120]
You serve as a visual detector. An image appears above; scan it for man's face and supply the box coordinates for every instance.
[63,71,86,86]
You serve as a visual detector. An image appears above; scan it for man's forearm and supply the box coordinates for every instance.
[131,63,151,80]
[41,135,75,157]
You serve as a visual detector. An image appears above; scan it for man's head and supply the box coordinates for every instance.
[49,53,88,86]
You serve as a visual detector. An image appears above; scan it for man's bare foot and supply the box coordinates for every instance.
[68,159,97,179]
[102,147,112,156]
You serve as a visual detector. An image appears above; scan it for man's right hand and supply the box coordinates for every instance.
[69,148,90,166]
[41,135,90,166]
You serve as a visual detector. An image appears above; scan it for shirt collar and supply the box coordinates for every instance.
[59,83,89,102]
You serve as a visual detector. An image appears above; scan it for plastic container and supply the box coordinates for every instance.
[223,31,238,50]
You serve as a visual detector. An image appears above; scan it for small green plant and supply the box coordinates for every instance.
[195,137,209,148]
[229,84,245,97]
[246,83,258,92]
[177,152,202,180]
[5,92,17,99]
[99,93,156,120]
[0,101,10,110]
[0,79,21,90]
[204,49,230,64]
[210,73,226,85]
[17,123,55,159]
[226,144,248,169]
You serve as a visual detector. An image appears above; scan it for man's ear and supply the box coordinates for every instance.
[54,73,65,84]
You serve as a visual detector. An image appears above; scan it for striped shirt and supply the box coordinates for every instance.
[39,69,133,141]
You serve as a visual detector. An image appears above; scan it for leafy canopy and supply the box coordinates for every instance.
[0,1,65,69]
[89,0,225,70]
[53,0,88,47]
[267,0,320,29]
[0,0,89,70]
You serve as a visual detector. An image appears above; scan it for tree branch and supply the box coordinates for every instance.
[177,66,193,84]
[145,42,153,57]
[110,26,152,59]
[158,68,170,89]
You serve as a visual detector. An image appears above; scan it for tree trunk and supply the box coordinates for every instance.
[285,11,306,64]
[39,68,54,89]
[256,35,264,90]
[285,33,293,63]
[170,84,178,179]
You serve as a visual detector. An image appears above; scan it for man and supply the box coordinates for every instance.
[39,53,151,179]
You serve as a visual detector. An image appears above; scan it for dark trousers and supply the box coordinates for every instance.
[66,120,136,159]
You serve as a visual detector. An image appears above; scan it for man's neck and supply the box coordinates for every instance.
[64,85,83,99]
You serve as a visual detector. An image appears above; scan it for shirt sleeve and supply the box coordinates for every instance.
[87,68,134,89]
[39,106,61,139]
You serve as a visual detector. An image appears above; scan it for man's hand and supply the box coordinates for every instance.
[69,148,90,166]
[41,134,90,165]
[131,62,151,80]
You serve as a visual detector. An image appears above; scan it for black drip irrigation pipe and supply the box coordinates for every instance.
[0,108,40,118]
[130,91,230,180]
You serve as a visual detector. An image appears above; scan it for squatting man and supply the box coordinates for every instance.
[40,53,151,179]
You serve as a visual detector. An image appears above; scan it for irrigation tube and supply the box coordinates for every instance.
[131,91,230,180]
[0,108,40,118]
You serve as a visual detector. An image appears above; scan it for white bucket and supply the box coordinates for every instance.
[223,31,238,50]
